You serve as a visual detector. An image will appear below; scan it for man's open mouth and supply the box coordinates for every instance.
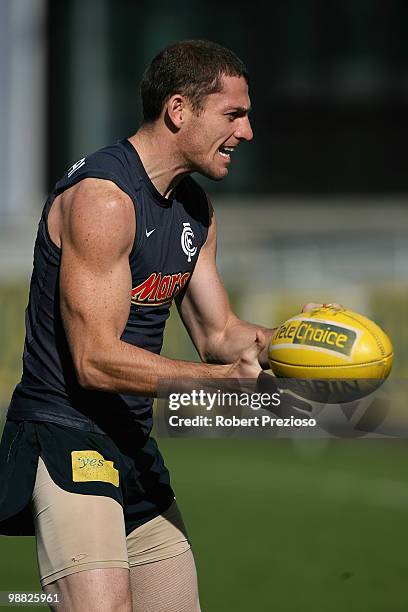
[218,146,235,159]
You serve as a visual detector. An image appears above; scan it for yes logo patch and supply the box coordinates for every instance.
[71,450,119,487]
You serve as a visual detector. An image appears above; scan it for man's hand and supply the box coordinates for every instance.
[302,302,343,312]
[256,371,312,416]
[225,330,265,379]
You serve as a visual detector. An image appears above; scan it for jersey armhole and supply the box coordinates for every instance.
[202,190,212,245]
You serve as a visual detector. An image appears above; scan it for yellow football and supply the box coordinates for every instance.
[268,305,393,402]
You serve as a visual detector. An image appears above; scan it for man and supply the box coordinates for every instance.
[0,40,301,611]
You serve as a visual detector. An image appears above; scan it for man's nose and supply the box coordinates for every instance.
[235,116,253,142]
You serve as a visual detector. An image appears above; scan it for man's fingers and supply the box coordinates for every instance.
[241,330,266,363]
[255,329,266,351]
[302,302,321,312]
[302,302,343,313]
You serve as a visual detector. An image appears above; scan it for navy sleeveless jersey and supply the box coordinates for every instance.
[7,139,210,436]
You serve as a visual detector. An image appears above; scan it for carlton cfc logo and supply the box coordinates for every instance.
[181,223,197,262]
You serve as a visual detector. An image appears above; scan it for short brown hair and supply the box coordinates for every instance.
[141,39,248,122]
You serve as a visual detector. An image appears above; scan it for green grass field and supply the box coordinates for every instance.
[1,285,408,610]
[1,437,408,611]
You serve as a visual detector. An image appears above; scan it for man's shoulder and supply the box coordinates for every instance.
[65,140,129,179]
[53,140,138,202]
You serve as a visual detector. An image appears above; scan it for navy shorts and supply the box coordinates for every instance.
[0,419,174,536]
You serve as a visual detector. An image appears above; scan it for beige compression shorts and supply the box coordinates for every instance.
[32,457,190,586]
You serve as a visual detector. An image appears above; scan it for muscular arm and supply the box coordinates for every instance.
[57,179,234,396]
[176,203,275,370]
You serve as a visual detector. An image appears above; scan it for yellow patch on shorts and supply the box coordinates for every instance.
[71,450,119,487]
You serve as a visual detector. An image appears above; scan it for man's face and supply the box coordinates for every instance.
[181,75,253,180]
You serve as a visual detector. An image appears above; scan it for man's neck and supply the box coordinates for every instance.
[128,127,190,198]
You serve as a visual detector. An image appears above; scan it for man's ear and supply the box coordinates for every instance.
[165,94,190,129]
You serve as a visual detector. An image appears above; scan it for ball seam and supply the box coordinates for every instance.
[270,356,393,369]
[341,311,386,357]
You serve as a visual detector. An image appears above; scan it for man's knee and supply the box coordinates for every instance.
[45,568,132,612]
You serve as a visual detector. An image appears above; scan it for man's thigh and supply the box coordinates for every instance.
[126,500,190,566]
[32,457,129,587]
[129,550,201,612]
[127,502,200,612]
[33,458,200,610]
